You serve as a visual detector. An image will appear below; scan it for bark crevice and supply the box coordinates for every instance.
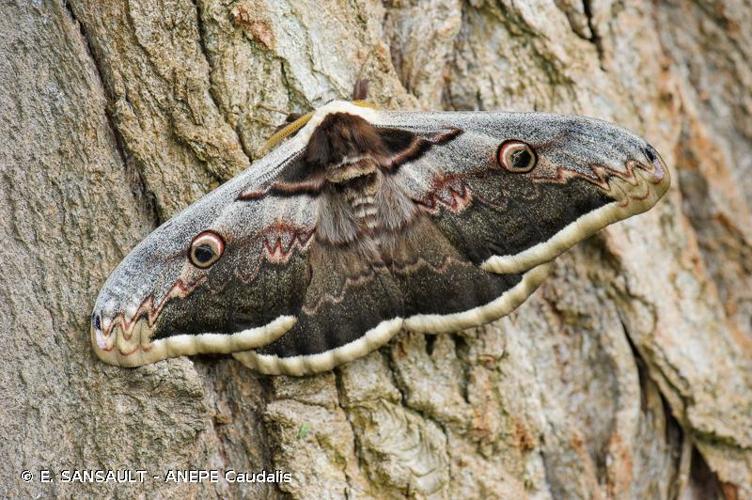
[64,0,160,227]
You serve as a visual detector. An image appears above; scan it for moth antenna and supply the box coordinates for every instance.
[260,111,314,155]
[352,79,369,100]
[351,79,379,109]
[284,112,304,123]
[271,113,304,134]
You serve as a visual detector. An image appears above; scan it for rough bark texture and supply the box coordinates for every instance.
[1,0,751,498]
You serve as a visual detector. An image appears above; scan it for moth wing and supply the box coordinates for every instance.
[369,110,669,274]
[92,132,323,366]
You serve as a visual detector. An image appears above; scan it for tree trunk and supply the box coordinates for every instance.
[2,0,751,498]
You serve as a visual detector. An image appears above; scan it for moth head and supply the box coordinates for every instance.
[306,112,389,193]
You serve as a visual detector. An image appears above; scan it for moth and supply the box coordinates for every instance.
[91,84,669,376]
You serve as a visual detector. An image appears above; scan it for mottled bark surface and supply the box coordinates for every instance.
[1,0,750,498]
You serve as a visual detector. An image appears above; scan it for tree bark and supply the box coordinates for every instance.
[2,0,751,498]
